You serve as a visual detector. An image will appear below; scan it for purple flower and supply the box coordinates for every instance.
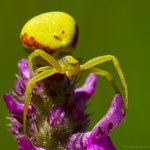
[3,94,33,117]
[18,136,45,150]
[3,59,125,149]
[48,106,65,126]
[18,58,30,80]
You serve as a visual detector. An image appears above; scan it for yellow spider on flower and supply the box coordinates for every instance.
[20,12,128,136]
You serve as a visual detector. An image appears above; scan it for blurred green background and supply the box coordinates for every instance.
[0,0,150,149]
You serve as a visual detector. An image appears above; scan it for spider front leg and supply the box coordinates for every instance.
[80,55,128,113]
[23,68,59,136]
[28,49,63,73]
[34,66,52,76]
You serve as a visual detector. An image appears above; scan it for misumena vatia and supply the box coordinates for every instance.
[20,12,128,136]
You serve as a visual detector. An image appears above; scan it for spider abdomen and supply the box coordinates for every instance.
[20,12,78,56]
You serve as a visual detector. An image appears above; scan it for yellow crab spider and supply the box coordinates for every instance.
[20,12,128,135]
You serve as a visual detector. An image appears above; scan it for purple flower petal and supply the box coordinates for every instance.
[73,73,97,120]
[72,96,86,120]
[17,59,39,94]
[67,133,115,150]
[48,106,65,126]
[30,122,38,132]
[15,77,25,96]
[87,136,115,150]
[18,135,45,150]
[18,59,30,80]
[11,117,22,136]
[66,132,90,150]
[3,94,33,117]
[89,94,124,140]
[75,73,97,100]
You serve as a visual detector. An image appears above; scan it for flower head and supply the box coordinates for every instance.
[3,58,124,150]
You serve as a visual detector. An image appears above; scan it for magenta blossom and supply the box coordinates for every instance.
[3,59,124,150]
